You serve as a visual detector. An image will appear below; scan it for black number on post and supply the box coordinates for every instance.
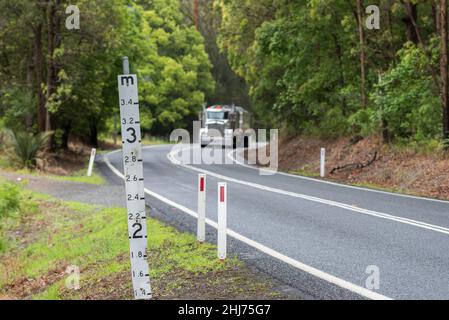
[132,222,143,239]
[126,175,138,182]
[127,127,137,143]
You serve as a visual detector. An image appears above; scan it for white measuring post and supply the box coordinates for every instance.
[118,57,152,300]
[320,148,326,178]
[217,182,227,261]
[197,174,206,243]
[87,148,96,177]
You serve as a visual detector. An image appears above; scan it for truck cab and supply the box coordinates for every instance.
[199,105,251,148]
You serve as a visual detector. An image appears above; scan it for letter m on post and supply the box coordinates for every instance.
[121,76,135,87]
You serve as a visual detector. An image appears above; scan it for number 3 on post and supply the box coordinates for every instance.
[118,73,152,300]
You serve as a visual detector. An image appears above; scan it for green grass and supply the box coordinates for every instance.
[0,155,9,169]
[49,169,105,185]
[0,179,25,253]
[12,203,228,278]
[349,181,424,197]
[141,136,171,146]
[288,168,403,191]
[0,149,104,185]
[8,167,105,186]
[100,136,171,150]
[288,169,321,178]
[0,182,274,300]
[288,168,429,199]
[33,281,62,300]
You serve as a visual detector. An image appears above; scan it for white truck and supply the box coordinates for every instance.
[199,104,252,148]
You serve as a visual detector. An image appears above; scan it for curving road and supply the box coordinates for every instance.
[103,144,449,300]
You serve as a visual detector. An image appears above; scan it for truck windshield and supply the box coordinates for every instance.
[207,112,228,120]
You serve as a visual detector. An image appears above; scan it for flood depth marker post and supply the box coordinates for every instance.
[218,182,227,261]
[118,57,152,300]
[197,174,206,243]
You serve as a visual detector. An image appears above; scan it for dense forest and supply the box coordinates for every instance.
[1,0,449,152]
[210,0,449,145]
[0,0,214,149]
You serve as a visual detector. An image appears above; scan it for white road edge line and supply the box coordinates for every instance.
[228,148,449,204]
[167,146,449,236]
[103,150,392,300]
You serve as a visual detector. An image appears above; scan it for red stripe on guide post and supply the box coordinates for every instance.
[200,177,205,192]
[220,186,225,203]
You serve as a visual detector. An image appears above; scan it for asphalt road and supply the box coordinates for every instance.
[103,144,449,300]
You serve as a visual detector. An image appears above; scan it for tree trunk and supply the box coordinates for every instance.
[386,1,397,64]
[45,0,61,133]
[433,2,441,34]
[402,1,440,90]
[440,0,449,141]
[194,0,199,30]
[26,48,35,130]
[89,120,99,148]
[332,32,347,115]
[403,1,419,44]
[356,0,367,108]
[33,23,46,132]
[62,122,71,151]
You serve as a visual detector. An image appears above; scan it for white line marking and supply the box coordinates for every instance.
[168,147,449,236]
[228,148,449,204]
[103,151,392,300]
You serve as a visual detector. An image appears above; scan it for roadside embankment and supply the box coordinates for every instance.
[253,135,449,201]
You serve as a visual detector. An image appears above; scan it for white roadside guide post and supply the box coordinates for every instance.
[118,57,152,300]
[320,148,326,178]
[217,182,227,261]
[87,148,96,177]
[197,174,206,243]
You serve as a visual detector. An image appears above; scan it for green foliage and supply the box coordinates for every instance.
[214,0,447,143]
[49,168,105,185]
[137,0,215,134]
[0,0,214,148]
[1,0,446,147]
[372,44,441,141]
[0,181,21,252]
[318,108,348,138]
[2,130,52,168]
[348,108,378,137]
[216,0,362,131]
[0,88,35,132]
[0,182,21,220]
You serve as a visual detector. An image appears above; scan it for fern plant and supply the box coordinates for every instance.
[2,129,52,168]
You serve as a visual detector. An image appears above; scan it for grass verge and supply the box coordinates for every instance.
[48,168,105,185]
[99,136,171,150]
[0,180,282,300]
[0,150,104,185]
[0,168,105,186]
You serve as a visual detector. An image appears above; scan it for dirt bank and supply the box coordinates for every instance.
[272,135,449,200]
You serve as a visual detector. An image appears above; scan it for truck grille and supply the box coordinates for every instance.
[207,124,224,137]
